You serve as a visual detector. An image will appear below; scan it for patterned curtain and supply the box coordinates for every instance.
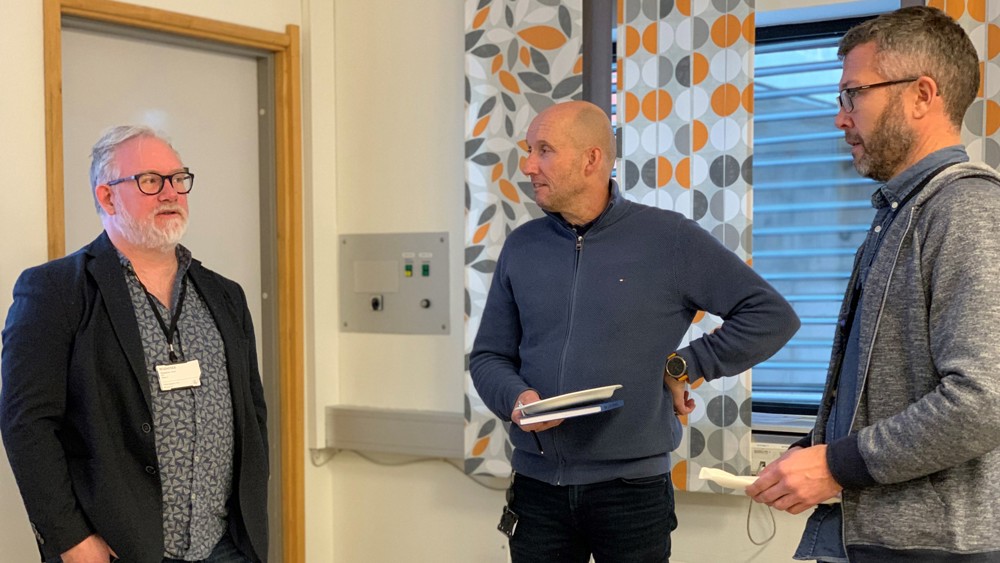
[464,0,584,476]
[927,0,1000,168]
[617,0,756,493]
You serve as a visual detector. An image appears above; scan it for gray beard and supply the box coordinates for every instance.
[110,194,187,253]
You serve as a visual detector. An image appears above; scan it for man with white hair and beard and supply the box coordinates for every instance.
[747,6,1000,562]
[1,126,268,563]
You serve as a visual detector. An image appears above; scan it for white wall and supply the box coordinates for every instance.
[315,0,476,559]
[0,1,48,560]
[0,0,847,561]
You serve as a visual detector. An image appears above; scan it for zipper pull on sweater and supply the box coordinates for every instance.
[576,235,583,251]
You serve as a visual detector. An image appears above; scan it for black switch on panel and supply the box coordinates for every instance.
[371,295,383,311]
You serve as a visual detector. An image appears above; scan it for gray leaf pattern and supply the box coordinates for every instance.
[464,0,584,477]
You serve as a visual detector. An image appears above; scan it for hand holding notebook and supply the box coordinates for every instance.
[516,385,624,425]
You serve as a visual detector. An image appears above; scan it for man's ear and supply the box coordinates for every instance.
[583,146,603,174]
[96,185,115,215]
[911,75,939,119]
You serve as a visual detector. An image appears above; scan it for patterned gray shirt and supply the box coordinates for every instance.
[120,247,235,560]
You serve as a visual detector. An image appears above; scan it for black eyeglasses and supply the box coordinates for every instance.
[837,78,919,113]
[107,169,194,195]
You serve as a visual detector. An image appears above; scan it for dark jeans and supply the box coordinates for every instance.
[509,472,677,563]
[162,533,252,563]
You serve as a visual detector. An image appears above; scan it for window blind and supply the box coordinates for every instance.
[751,36,876,412]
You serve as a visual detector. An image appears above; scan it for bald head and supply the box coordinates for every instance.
[536,101,617,174]
[522,101,618,225]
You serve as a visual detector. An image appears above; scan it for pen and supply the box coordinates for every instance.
[531,431,544,455]
[518,400,545,455]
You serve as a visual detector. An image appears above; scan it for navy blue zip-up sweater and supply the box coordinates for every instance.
[470,182,800,485]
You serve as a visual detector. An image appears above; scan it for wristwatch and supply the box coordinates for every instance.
[664,353,689,382]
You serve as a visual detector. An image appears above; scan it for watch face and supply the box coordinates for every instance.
[667,355,686,378]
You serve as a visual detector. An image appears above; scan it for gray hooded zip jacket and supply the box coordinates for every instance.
[805,161,1000,558]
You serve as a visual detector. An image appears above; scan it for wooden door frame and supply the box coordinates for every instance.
[42,1,305,561]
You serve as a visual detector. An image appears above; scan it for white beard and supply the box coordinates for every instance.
[109,192,188,253]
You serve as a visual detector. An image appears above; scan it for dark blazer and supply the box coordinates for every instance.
[0,232,268,563]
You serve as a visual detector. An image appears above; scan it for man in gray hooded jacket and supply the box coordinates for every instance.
[747,6,1000,562]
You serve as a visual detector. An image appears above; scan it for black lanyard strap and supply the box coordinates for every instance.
[140,276,188,363]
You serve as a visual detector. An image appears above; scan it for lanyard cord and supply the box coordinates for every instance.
[139,275,188,363]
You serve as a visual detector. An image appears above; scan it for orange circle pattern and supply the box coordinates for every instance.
[692,120,708,152]
[742,12,755,44]
[987,99,1000,136]
[671,460,688,491]
[969,0,986,22]
[642,22,658,54]
[657,156,673,187]
[675,158,691,189]
[624,25,641,58]
[676,0,691,17]
[691,52,710,85]
[711,14,741,48]
[711,84,741,117]
[988,24,1000,59]
[742,84,754,114]
[641,90,673,121]
[624,91,640,123]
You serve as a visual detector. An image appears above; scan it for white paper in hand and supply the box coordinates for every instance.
[697,467,841,503]
[699,467,756,489]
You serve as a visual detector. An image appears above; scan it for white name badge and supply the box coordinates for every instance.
[156,360,202,391]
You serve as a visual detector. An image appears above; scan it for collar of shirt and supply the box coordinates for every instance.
[117,244,194,306]
[872,145,969,210]
[549,179,621,235]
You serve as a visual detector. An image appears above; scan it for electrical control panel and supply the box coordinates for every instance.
[338,232,449,334]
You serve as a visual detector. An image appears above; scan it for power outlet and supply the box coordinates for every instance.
[751,441,788,475]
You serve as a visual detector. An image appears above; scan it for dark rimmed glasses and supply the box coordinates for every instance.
[107,169,194,195]
[837,78,919,113]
